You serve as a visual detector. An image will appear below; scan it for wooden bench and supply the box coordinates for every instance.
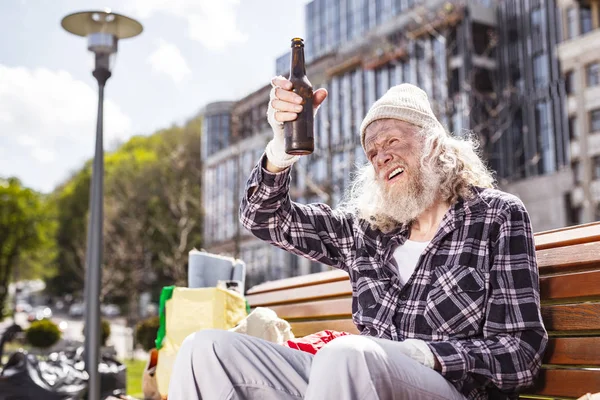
[246,221,600,399]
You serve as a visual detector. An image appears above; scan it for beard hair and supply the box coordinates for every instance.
[378,164,441,226]
[341,158,443,233]
[361,161,442,231]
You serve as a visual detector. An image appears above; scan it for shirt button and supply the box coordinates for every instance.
[400,294,408,301]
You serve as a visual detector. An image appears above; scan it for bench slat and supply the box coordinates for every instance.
[540,270,600,301]
[246,280,352,307]
[269,297,352,320]
[534,222,600,250]
[542,302,600,331]
[537,242,600,275]
[525,368,600,398]
[247,269,348,295]
[544,337,600,365]
[289,319,360,337]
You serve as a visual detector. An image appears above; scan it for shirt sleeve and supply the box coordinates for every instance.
[239,154,355,270]
[427,201,548,393]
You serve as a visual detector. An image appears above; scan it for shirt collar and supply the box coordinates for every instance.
[386,186,487,244]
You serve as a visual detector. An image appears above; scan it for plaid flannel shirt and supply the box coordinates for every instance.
[240,155,548,400]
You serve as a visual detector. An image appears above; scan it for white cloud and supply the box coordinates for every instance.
[148,39,192,83]
[0,64,132,192]
[126,0,247,50]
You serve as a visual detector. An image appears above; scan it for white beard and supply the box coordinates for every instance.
[376,163,442,226]
[340,160,444,233]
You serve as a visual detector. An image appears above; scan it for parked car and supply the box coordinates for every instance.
[68,303,84,318]
[27,306,52,322]
[101,304,120,317]
[15,302,32,313]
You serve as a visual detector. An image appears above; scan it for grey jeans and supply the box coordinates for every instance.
[168,330,467,400]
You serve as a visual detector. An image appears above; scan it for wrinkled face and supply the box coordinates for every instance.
[362,118,440,225]
[364,119,422,192]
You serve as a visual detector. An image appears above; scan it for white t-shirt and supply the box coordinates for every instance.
[393,239,430,284]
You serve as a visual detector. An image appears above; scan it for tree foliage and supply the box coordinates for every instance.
[0,178,55,317]
[47,116,203,325]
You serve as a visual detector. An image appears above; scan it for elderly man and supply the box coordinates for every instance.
[168,78,547,400]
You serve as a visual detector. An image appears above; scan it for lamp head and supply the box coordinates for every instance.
[61,9,142,74]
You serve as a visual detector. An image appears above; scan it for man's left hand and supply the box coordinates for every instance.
[397,339,437,370]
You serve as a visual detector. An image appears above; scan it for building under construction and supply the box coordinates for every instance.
[201,0,590,288]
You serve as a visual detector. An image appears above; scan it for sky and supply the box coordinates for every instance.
[0,0,309,193]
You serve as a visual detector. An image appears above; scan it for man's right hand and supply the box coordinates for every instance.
[269,76,328,124]
[265,76,328,173]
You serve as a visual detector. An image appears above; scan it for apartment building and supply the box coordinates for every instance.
[555,0,600,223]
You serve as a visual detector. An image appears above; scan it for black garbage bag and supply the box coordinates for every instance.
[63,346,127,399]
[0,326,127,400]
[97,355,127,399]
[0,324,22,363]
[0,350,88,399]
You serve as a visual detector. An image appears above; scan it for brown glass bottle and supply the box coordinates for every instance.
[284,37,314,155]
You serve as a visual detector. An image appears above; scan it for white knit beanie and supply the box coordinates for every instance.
[360,83,443,149]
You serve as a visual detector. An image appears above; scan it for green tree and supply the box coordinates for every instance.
[46,116,203,326]
[0,178,54,317]
[46,167,91,298]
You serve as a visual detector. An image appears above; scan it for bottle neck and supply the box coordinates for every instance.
[290,46,306,78]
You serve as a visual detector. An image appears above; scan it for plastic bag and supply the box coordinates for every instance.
[0,350,88,399]
[285,330,352,355]
[154,286,247,396]
[0,326,127,400]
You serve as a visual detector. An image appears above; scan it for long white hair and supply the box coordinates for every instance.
[339,125,495,232]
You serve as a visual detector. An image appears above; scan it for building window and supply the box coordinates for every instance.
[565,192,582,225]
[531,7,544,41]
[310,261,322,274]
[535,101,556,173]
[567,7,578,39]
[587,62,600,87]
[376,67,388,99]
[533,54,549,89]
[415,42,425,88]
[593,155,600,180]
[581,5,593,35]
[402,61,411,84]
[354,145,367,167]
[376,0,385,25]
[570,205,583,225]
[565,70,575,94]
[591,109,600,133]
[572,160,582,184]
[569,117,579,140]
[352,70,363,141]
[393,0,403,14]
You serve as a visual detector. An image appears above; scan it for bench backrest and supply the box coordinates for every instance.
[246,222,600,399]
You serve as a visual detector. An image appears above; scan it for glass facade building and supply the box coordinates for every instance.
[495,0,568,181]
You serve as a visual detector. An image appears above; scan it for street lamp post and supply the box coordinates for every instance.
[61,10,142,400]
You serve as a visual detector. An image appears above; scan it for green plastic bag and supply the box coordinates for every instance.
[155,285,175,350]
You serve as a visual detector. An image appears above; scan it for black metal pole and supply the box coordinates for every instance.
[83,64,111,400]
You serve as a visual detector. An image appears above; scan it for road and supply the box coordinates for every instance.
[54,315,143,360]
